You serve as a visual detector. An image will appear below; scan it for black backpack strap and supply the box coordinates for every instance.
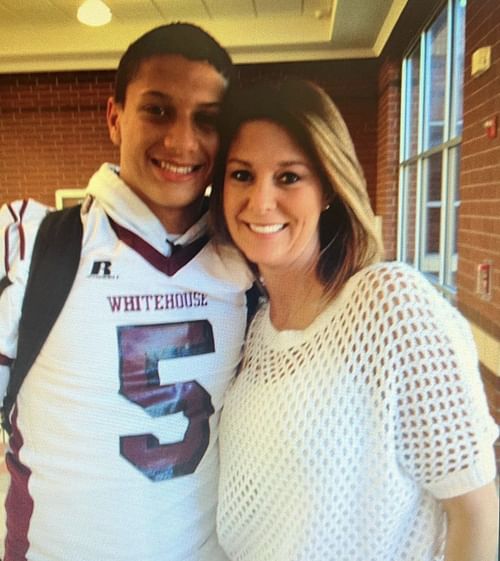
[245,281,265,327]
[1,204,83,433]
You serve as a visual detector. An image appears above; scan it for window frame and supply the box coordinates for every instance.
[397,0,465,298]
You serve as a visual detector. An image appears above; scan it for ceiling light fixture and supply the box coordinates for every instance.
[77,0,112,27]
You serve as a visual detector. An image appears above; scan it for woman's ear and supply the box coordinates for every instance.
[322,193,335,212]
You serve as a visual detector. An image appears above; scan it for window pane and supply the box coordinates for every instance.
[445,146,461,287]
[422,153,442,281]
[451,0,466,137]
[406,46,421,158]
[426,207,441,254]
[403,164,417,264]
[424,9,448,149]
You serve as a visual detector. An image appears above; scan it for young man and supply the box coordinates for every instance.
[0,24,252,561]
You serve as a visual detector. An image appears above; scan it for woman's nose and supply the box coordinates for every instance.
[247,179,277,213]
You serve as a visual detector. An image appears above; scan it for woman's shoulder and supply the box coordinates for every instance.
[339,260,460,324]
[352,260,428,285]
[347,261,442,301]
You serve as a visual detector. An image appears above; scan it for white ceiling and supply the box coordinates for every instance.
[0,0,408,73]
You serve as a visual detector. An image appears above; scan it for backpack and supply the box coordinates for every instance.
[1,204,83,433]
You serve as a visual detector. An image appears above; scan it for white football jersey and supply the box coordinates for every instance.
[0,164,253,561]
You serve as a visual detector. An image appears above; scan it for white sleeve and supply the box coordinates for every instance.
[382,265,498,499]
[0,199,51,399]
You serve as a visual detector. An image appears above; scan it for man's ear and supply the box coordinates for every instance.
[107,97,122,146]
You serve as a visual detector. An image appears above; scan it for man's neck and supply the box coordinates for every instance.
[151,198,207,236]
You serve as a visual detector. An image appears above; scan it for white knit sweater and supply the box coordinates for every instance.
[217,262,497,561]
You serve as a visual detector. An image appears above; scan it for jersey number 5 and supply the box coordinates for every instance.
[117,321,215,481]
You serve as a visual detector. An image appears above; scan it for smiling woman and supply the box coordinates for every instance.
[223,120,325,281]
[211,79,383,311]
[209,79,499,561]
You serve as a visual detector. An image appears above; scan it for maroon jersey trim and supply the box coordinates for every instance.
[108,217,210,277]
[4,408,33,561]
[3,199,28,273]
[0,353,13,366]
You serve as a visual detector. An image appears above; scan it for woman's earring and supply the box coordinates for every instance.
[323,203,330,212]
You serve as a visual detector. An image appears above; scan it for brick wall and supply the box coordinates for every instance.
[375,57,400,260]
[458,0,500,330]
[0,72,118,207]
[0,60,379,211]
[458,0,500,459]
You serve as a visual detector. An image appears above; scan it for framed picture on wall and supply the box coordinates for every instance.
[55,189,86,209]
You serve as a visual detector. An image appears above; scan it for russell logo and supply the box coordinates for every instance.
[89,261,118,279]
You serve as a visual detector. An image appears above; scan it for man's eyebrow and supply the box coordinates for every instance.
[141,90,172,100]
[140,90,222,108]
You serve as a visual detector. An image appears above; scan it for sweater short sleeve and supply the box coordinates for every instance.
[371,263,498,499]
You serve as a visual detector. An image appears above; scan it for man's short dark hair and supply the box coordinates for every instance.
[114,22,233,104]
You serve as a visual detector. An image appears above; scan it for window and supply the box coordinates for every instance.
[398,0,466,296]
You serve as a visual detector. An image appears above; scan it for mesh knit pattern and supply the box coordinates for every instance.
[217,262,497,561]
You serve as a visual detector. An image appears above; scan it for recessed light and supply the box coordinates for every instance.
[77,0,112,27]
